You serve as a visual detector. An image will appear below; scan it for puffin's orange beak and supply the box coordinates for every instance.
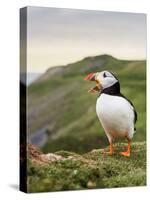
[84,73,96,81]
[84,73,102,93]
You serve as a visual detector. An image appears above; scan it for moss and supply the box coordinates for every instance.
[27,141,146,193]
[27,158,105,192]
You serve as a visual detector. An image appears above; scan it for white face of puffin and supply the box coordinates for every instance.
[84,71,118,93]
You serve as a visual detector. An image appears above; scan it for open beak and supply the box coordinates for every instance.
[84,73,102,93]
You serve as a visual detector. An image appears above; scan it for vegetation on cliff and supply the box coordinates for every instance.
[27,142,146,193]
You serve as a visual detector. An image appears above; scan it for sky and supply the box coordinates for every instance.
[27,6,146,73]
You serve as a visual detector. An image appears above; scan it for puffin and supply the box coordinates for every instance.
[84,70,137,157]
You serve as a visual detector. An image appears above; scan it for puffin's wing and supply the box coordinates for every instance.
[120,93,137,125]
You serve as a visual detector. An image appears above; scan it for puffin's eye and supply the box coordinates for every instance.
[103,72,107,78]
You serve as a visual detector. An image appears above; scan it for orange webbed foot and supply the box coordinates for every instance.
[120,151,130,157]
[120,139,131,157]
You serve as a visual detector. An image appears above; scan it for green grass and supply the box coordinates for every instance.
[27,141,146,193]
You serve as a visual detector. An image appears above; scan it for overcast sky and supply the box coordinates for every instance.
[27,6,146,73]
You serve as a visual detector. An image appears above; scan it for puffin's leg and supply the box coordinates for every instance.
[120,139,131,157]
[103,142,113,155]
[104,135,113,155]
[108,142,113,155]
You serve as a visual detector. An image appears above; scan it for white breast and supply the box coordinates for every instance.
[96,94,135,140]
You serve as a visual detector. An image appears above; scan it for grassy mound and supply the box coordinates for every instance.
[27,141,146,193]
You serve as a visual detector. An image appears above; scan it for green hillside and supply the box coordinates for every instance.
[27,54,146,153]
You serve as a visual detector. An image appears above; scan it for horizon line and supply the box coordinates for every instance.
[27,53,146,73]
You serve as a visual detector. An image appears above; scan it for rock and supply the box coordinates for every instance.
[27,143,64,165]
[40,153,64,162]
[27,143,42,158]
[87,180,96,188]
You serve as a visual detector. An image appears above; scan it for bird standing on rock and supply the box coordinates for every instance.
[84,71,137,157]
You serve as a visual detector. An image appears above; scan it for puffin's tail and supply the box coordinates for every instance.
[134,127,136,134]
